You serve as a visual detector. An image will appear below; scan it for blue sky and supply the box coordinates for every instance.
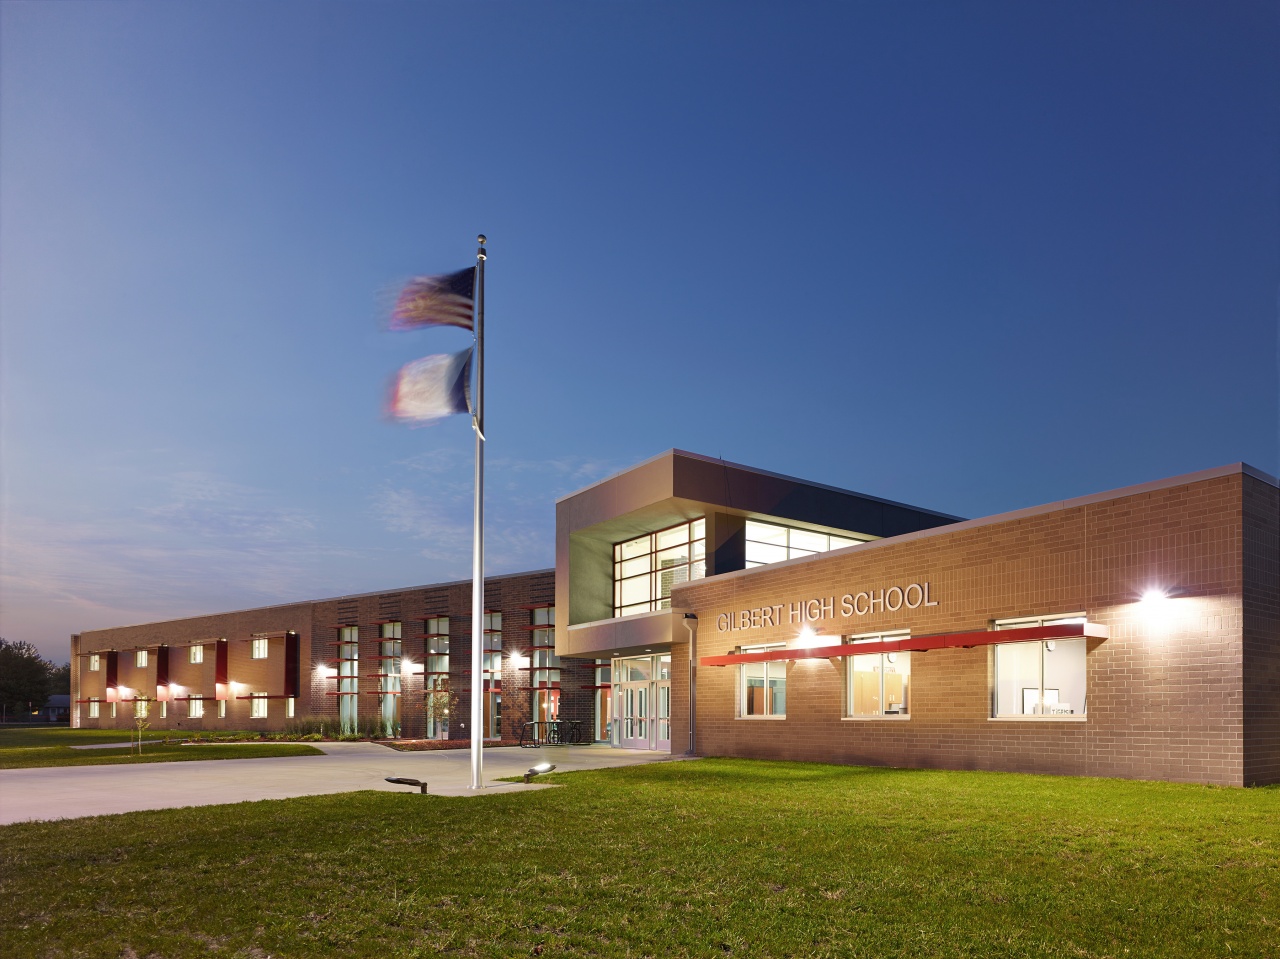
[2,1,1277,662]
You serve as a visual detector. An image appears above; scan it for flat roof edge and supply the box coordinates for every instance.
[556,447,965,521]
[673,462,1264,588]
[78,567,555,637]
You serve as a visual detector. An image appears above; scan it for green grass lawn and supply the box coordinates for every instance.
[0,727,323,768]
[1,760,1276,958]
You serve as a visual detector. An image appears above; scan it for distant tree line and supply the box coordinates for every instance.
[0,639,71,720]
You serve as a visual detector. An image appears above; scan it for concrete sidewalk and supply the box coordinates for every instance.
[0,743,680,824]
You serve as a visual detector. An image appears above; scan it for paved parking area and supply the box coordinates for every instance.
[0,743,679,824]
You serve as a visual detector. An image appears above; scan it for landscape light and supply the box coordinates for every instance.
[524,762,556,784]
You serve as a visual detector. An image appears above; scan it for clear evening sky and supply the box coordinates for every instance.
[2,2,1277,662]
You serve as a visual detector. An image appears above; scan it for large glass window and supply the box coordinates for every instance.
[613,519,706,617]
[378,622,402,737]
[188,698,204,719]
[530,607,560,723]
[251,637,269,659]
[134,698,149,718]
[87,699,100,719]
[250,693,268,719]
[338,626,359,735]
[993,616,1087,718]
[135,650,148,668]
[740,644,786,718]
[745,520,870,568]
[189,645,203,665]
[846,632,911,717]
[423,616,450,739]
[483,612,502,739]
[88,654,100,672]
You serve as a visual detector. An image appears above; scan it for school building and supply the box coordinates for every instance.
[72,450,1279,785]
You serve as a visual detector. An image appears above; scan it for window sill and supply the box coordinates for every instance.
[842,715,911,721]
[988,716,1086,722]
[737,715,786,720]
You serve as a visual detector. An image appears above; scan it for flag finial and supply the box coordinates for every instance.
[476,235,487,261]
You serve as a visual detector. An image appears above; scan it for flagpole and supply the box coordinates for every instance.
[470,234,487,790]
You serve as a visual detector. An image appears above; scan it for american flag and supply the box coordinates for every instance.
[390,267,476,331]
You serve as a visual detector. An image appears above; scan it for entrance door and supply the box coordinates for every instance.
[613,654,671,752]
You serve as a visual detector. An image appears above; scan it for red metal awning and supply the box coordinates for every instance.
[699,622,1109,668]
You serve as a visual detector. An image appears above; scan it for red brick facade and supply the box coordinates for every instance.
[672,468,1279,787]
[72,570,599,742]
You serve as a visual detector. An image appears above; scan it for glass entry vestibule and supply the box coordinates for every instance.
[612,654,671,751]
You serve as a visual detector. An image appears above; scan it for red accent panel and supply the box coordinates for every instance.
[699,622,1108,667]
[156,646,170,688]
[284,632,300,698]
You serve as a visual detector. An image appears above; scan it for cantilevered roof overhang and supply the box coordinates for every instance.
[700,621,1110,667]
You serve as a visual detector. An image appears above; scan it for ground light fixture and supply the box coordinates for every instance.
[524,762,556,784]
[385,776,428,794]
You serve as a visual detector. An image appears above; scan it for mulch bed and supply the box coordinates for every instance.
[382,739,523,751]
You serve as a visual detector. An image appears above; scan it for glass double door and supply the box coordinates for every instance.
[613,654,671,751]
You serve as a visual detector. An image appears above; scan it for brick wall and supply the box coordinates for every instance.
[1242,473,1280,785]
[674,472,1258,786]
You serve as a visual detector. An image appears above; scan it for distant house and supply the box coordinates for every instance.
[39,695,71,724]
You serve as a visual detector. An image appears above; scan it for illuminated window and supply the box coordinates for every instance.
[189,645,204,664]
[135,650,148,668]
[594,659,612,742]
[250,693,268,719]
[251,638,269,659]
[88,699,100,719]
[160,701,167,719]
[530,607,559,723]
[613,519,706,617]
[218,699,226,719]
[740,644,786,718]
[110,702,116,719]
[286,697,295,719]
[88,654,100,672]
[993,616,1088,718]
[378,622,402,737]
[483,612,502,738]
[423,617,450,740]
[846,631,911,718]
[134,699,149,718]
[337,626,359,735]
[189,698,204,719]
[745,520,870,568]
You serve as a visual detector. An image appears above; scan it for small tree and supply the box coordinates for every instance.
[132,697,153,755]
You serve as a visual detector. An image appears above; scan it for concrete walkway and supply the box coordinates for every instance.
[0,743,680,825]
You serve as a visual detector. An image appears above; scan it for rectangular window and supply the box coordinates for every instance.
[134,699,149,718]
[423,616,450,740]
[135,650,148,668]
[218,699,226,719]
[189,645,204,664]
[160,701,167,718]
[531,607,560,723]
[846,631,912,718]
[250,694,268,719]
[189,698,204,719]
[251,637,269,659]
[613,519,707,617]
[740,644,786,718]
[110,702,116,719]
[744,520,872,568]
[993,616,1088,718]
[378,623,402,737]
[483,612,502,738]
[595,659,612,742]
[88,699,100,719]
[286,697,295,719]
[338,626,359,735]
[88,654,100,672]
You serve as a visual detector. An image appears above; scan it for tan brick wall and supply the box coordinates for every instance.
[674,473,1254,786]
